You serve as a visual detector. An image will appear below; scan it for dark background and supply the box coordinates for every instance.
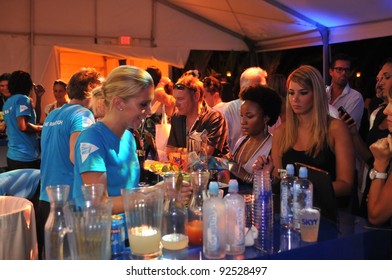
[173,36,392,102]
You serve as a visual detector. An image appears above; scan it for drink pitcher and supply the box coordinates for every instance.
[64,196,113,260]
[122,186,164,259]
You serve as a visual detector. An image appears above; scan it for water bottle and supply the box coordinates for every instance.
[280,164,297,228]
[253,169,273,254]
[293,167,313,229]
[224,179,245,255]
[203,181,226,259]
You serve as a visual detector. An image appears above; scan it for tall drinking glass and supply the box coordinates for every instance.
[65,196,113,260]
[81,183,104,200]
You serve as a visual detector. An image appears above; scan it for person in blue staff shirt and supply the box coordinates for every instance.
[72,65,154,214]
[37,67,102,259]
[3,70,43,170]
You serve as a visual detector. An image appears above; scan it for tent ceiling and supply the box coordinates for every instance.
[0,0,391,70]
[161,0,392,51]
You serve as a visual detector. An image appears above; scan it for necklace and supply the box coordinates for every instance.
[236,133,271,164]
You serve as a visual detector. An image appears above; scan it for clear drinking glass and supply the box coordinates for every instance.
[65,196,113,260]
[81,183,104,200]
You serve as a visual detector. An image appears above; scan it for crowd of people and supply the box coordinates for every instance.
[1,53,392,260]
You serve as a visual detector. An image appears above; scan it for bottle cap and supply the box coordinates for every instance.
[286,164,294,175]
[299,166,308,178]
[209,181,219,195]
[228,179,239,192]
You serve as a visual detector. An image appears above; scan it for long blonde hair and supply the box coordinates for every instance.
[92,65,153,112]
[280,65,329,157]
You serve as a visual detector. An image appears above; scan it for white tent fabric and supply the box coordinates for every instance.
[0,0,391,82]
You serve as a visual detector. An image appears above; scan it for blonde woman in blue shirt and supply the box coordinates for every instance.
[73,66,155,214]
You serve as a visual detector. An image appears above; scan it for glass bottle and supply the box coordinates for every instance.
[187,171,210,245]
[161,172,189,250]
[44,184,72,260]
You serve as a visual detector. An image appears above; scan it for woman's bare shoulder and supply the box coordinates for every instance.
[328,117,351,147]
[329,117,348,133]
[274,123,286,134]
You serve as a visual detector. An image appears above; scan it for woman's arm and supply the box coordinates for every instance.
[330,119,355,197]
[271,125,284,179]
[154,87,176,117]
[33,84,45,124]
[367,135,392,225]
[342,114,373,165]
[81,171,124,214]
[69,131,81,164]
[17,116,42,133]
[228,161,254,184]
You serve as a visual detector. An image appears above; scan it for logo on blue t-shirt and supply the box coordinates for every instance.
[82,116,94,128]
[20,105,28,112]
[80,142,99,163]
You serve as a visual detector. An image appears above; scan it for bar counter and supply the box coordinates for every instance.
[118,211,391,260]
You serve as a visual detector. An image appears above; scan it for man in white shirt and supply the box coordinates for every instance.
[326,53,364,129]
[222,67,270,154]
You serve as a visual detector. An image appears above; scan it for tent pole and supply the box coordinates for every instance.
[94,0,98,44]
[29,0,35,74]
[151,0,157,47]
[244,37,258,66]
[319,27,330,84]
[265,0,330,81]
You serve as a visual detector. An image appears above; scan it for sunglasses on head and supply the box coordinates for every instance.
[174,83,196,92]
[202,77,211,86]
[184,69,200,78]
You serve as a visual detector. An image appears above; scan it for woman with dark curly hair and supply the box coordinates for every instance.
[230,84,281,185]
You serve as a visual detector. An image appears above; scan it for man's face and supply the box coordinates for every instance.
[376,63,392,100]
[203,87,215,107]
[0,80,10,97]
[329,59,352,87]
[173,87,198,116]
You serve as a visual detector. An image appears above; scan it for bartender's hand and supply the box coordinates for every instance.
[0,121,5,133]
[180,181,192,203]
